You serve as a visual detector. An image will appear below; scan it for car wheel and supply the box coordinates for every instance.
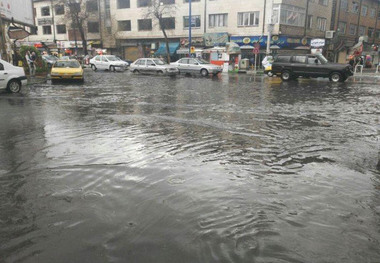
[281,70,291,81]
[110,65,115,72]
[329,72,342,83]
[133,69,140,74]
[200,69,209,77]
[7,79,21,93]
[267,71,274,77]
[91,64,97,71]
[157,70,164,75]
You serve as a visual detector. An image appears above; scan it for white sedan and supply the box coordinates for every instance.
[89,55,129,72]
[0,59,27,93]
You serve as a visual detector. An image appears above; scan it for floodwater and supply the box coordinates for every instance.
[0,71,379,263]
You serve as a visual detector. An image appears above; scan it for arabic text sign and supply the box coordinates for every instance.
[0,0,34,26]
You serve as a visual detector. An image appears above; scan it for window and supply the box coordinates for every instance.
[292,56,307,63]
[184,0,199,2]
[318,0,328,6]
[317,17,327,31]
[86,0,98,12]
[137,0,151,7]
[352,2,359,14]
[117,0,130,8]
[277,4,305,27]
[87,22,99,33]
[275,55,291,62]
[161,0,175,4]
[238,12,260,27]
[138,19,152,30]
[361,5,367,16]
[179,58,189,64]
[183,16,201,28]
[0,63,3,71]
[118,20,131,31]
[136,59,146,65]
[338,21,346,34]
[349,24,356,35]
[368,27,374,38]
[41,6,50,16]
[42,25,52,34]
[160,17,175,30]
[55,5,64,15]
[359,26,366,36]
[307,15,313,29]
[147,60,155,66]
[370,9,376,18]
[209,14,228,27]
[340,0,348,11]
[56,24,66,34]
[376,30,380,39]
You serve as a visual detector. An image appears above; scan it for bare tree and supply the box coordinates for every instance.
[58,0,89,55]
[145,0,177,63]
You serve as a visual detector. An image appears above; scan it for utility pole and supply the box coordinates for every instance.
[0,14,8,61]
[355,0,363,41]
[304,0,310,37]
[189,0,192,56]
[51,0,56,44]
[373,0,379,44]
[266,0,274,55]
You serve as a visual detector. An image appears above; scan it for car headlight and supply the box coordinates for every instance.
[73,72,82,76]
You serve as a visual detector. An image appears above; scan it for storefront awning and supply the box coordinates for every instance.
[154,42,180,56]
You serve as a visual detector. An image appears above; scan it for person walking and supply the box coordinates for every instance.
[25,51,36,77]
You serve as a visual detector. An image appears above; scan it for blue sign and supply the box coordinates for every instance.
[230,36,311,49]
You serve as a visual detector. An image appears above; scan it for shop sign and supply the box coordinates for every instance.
[311,39,325,47]
[230,36,311,49]
[180,37,204,47]
[204,32,229,47]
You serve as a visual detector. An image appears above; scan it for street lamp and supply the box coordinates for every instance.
[188,0,191,56]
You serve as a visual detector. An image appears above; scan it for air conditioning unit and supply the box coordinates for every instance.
[325,31,335,39]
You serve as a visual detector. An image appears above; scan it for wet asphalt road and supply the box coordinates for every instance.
[0,70,379,263]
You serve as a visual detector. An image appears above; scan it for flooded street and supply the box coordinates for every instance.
[1,71,379,262]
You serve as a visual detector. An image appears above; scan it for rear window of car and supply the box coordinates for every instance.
[275,56,291,62]
[54,61,81,68]
[292,56,307,64]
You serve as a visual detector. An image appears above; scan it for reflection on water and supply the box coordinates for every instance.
[0,72,379,262]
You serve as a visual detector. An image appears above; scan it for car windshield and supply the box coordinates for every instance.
[43,55,57,60]
[105,56,118,61]
[54,61,81,68]
[153,59,166,65]
[196,58,209,64]
[316,54,328,64]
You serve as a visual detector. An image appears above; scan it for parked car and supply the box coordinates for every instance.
[42,55,58,67]
[170,58,222,76]
[271,54,353,82]
[89,55,129,72]
[0,59,27,93]
[50,59,84,83]
[130,58,179,76]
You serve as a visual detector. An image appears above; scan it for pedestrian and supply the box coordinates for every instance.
[25,51,36,77]
[348,56,355,67]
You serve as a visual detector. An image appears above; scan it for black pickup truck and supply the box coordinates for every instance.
[271,54,353,82]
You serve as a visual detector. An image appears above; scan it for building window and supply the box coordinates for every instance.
[87,22,99,33]
[307,15,313,29]
[359,26,366,36]
[160,17,175,30]
[86,0,98,12]
[56,24,66,34]
[349,24,356,35]
[318,0,328,6]
[138,19,152,30]
[117,0,130,8]
[42,25,52,34]
[41,6,50,16]
[238,12,259,27]
[118,20,131,31]
[352,2,359,14]
[361,5,367,16]
[376,30,380,39]
[183,15,201,28]
[55,5,64,15]
[161,0,175,4]
[340,0,348,11]
[209,14,228,27]
[275,4,305,27]
[368,27,374,38]
[317,17,327,31]
[338,21,346,34]
[137,0,151,7]
[370,9,375,18]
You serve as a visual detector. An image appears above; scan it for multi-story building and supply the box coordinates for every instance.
[330,0,380,63]
[111,0,335,61]
[23,0,114,55]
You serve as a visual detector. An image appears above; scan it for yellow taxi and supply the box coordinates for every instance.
[51,59,84,83]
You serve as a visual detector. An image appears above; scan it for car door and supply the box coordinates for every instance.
[146,59,156,74]
[188,59,200,73]
[291,55,307,75]
[94,56,102,69]
[0,63,6,89]
[138,59,147,73]
[177,58,189,73]
[306,56,328,77]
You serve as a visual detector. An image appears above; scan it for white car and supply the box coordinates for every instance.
[170,58,222,76]
[130,58,179,76]
[0,59,27,93]
[89,55,129,72]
